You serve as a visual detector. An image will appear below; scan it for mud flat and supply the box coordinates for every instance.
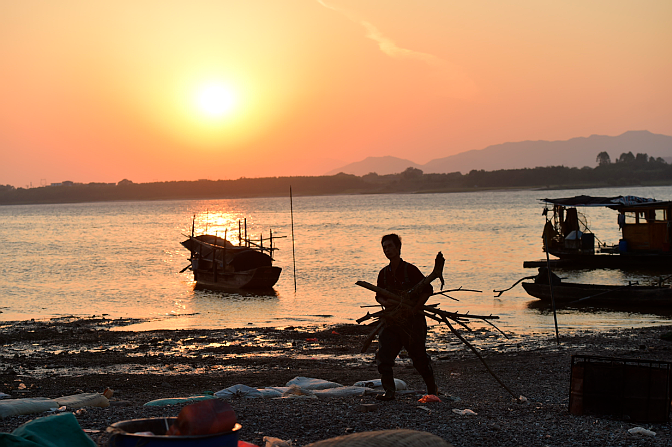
[1,317,671,446]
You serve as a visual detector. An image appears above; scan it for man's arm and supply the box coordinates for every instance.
[375,269,395,307]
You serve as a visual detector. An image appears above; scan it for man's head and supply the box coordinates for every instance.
[381,234,401,260]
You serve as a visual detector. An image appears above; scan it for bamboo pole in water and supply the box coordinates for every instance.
[543,218,560,345]
[290,186,297,292]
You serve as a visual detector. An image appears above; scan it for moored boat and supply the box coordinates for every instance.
[181,220,283,290]
[521,280,672,306]
[527,195,672,268]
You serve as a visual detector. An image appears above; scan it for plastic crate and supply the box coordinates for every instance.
[569,355,672,422]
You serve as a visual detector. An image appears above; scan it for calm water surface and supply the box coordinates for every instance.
[1,186,671,337]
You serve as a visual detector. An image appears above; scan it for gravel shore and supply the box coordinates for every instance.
[1,317,671,446]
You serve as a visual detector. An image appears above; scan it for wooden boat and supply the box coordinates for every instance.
[528,195,672,268]
[181,220,282,290]
[522,280,672,306]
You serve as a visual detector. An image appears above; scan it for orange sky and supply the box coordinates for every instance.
[1,1,671,188]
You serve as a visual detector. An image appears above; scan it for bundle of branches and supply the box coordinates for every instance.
[355,281,501,351]
[356,252,518,399]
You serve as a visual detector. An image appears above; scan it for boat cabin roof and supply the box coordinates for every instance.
[541,195,672,210]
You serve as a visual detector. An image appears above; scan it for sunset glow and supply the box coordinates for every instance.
[195,83,237,119]
[0,1,670,187]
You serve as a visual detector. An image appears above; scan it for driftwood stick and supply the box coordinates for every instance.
[356,280,506,354]
[432,292,459,302]
[356,281,499,321]
[426,310,472,331]
[483,318,510,339]
[440,315,517,399]
[493,275,536,297]
[411,251,445,291]
[356,309,385,324]
[432,287,482,295]
[360,320,385,353]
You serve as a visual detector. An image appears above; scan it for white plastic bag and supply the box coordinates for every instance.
[352,378,408,390]
[628,427,656,436]
[312,386,369,398]
[285,377,343,390]
[214,384,263,399]
[281,384,317,399]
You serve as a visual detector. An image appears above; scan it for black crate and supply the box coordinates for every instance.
[569,355,672,422]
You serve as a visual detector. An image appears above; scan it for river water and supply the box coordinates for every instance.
[1,185,671,337]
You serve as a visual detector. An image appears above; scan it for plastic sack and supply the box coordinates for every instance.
[418,394,442,403]
[312,386,368,398]
[55,392,109,409]
[285,377,343,390]
[281,385,317,399]
[0,412,96,447]
[257,387,286,398]
[214,384,263,399]
[353,378,408,390]
[143,395,217,407]
[628,427,656,436]
[0,398,59,419]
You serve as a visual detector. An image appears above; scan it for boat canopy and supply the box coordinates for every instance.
[541,195,665,209]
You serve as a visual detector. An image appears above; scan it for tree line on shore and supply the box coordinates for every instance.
[1,151,670,205]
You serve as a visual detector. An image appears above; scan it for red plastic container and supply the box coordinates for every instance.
[168,400,237,436]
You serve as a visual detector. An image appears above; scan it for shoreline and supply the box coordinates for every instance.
[4,181,671,207]
[2,318,671,446]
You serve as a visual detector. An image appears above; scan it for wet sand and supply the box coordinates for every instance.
[1,317,671,446]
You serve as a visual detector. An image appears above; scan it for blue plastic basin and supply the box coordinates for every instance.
[108,417,241,447]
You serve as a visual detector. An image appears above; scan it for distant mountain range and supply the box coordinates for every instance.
[326,130,672,176]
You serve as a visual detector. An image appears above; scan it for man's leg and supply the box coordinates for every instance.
[375,326,402,401]
[406,318,438,395]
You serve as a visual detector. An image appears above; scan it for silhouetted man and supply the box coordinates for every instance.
[374,233,438,401]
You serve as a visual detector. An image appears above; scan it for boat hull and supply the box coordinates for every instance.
[546,250,672,269]
[182,231,282,291]
[522,282,672,306]
[194,266,282,290]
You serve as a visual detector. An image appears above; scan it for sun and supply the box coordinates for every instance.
[195,82,237,119]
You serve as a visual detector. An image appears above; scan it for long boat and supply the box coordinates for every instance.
[521,280,672,306]
[181,219,282,290]
[527,195,672,268]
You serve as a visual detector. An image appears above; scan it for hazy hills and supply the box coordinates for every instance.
[327,130,672,176]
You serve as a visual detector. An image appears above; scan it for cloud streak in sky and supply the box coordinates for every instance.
[317,0,478,99]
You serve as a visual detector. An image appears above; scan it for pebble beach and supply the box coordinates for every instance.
[1,318,671,446]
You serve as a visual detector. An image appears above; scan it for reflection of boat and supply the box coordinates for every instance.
[522,277,672,307]
[181,220,282,290]
[528,195,672,268]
